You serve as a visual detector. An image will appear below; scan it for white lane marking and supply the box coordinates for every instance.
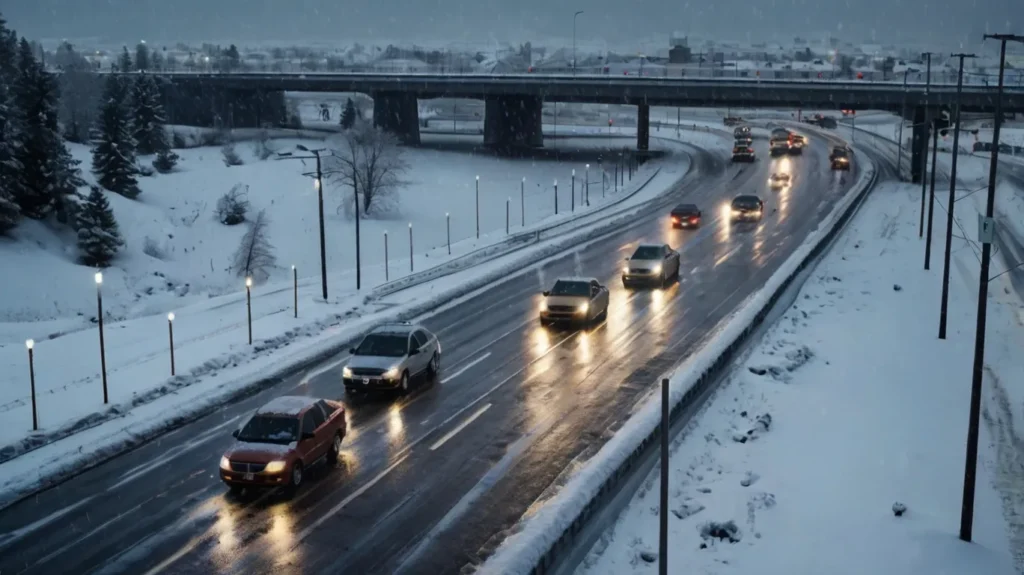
[106,416,241,491]
[291,353,351,390]
[429,403,492,451]
[440,352,492,384]
[139,534,204,575]
[0,495,96,551]
[291,453,411,546]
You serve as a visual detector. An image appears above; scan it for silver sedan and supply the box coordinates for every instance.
[342,323,441,394]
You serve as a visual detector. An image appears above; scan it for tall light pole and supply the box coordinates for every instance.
[167,312,176,376]
[919,52,934,238]
[938,53,976,340]
[95,272,108,404]
[960,33,1022,544]
[277,145,332,297]
[924,104,940,270]
[26,339,37,431]
[572,10,584,75]
[475,175,480,239]
[897,69,908,178]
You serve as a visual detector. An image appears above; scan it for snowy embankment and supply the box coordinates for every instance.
[0,127,730,509]
[575,178,1023,575]
[479,136,877,575]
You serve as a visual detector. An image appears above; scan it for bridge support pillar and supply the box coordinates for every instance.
[637,103,650,151]
[484,96,544,152]
[910,106,928,184]
[372,92,420,145]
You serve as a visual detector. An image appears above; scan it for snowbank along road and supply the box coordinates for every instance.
[0,131,864,575]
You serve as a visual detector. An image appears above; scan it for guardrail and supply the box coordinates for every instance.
[486,135,883,575]
[367,125,734,300]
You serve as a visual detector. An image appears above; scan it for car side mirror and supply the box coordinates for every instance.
[301,432,316,441]
[348,347,356,354]
[231,429,239,438]
[542,290,550,297]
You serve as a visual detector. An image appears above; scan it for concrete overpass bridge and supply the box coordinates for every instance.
[119,72,1024,183]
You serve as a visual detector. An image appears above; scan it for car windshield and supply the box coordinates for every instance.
[550,281,591,296]
[631,246,663,260]
[673,205,697,214]
[833,149,848,157]
[355,333,408,357]
[733,197,759,208]
[236,415,299,445]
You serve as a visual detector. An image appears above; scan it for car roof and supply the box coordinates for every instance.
[733,194,762,202]
[256,395,319,417]
[369,322,419,336]
[672,203,699,211]
[555,276,598,284]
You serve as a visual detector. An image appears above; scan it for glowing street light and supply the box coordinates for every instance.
[26,339,37,431]
[245,277,253,344]
[167,312,176,376]
[94,272,108,404]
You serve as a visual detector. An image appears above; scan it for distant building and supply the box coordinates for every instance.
[669,45,691,64]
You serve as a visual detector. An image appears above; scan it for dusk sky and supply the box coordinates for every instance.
[4,0,1019,48]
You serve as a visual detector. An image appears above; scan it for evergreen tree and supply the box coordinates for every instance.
[224,44,240,71]
[0,78,21,233]
[76,186,123,266]
[118,47,132,73]
[340,97,357,129]
[91,74,140,198]
[135,42,150,71]
[152,148,179,173]
[131,75,168,155]
[12,38,67,218]
[0,14,17,85]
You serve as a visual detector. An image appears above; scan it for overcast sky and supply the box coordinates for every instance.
[4,0,1019,49]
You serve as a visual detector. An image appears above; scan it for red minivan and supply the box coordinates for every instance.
[219,396,347,492]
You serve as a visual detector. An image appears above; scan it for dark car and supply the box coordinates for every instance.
[732,145,756,162]
[670,203,702,228]
[220,396,347,493]
[830,147,851,170]
[730,195,764,222]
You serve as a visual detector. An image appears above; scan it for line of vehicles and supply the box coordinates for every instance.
[216,130,851,496]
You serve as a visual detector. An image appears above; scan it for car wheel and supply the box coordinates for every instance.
[327,432,342,464]
[427,352,440,377]
[228,484,245,496]
[399,371,411,394]
[290,462,304,489]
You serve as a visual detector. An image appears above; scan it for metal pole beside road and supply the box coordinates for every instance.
[924,125,939,269]
[659,377,670,575]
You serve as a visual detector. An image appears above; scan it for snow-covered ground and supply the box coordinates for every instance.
[0,124,730,506]
[572,176,1024,573]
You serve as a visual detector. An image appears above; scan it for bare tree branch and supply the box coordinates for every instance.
[324,120,408,218]
[231,209,277,283]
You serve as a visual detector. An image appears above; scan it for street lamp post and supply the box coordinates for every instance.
[554,179,558,215]
[408,223,414,272]
[939,53,976,340]
[245,277,253,345]
[475,175,480,239]
[167,312,175,376]
[897,69,908,178]
[924,113,939,270]
[521,178,526,227]
[446,213,451,255]
[26,339,37,431]
[277,146,332,297]
[585,163,590,206]
[571,169,576,212]
[960,34,1022,544]
[919,52,934,238]
[572,10,584,76]
[384,232,389,281]
[95,272,108,404]
[292,265,297,318]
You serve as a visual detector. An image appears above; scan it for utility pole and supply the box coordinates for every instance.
[897,69,908,179]
[919,52,934,238]
[939,53,976,340]
[961,34,1021,544]
[924,111,939,270]
[572,10,584,76]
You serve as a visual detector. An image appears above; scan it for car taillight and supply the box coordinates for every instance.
[690,216,698,222]
[671,216,679,222]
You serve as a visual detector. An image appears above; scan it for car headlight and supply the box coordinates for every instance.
[342,366,352,378]
[383,367,399,379]
[652,265,662,274]
[622,266,629,274]
[220,456,231,471]
[577,302,589,313]
[539,300,547,311]
[264,460,287,474]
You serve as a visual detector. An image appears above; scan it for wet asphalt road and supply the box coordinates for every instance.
[0,132,860,575]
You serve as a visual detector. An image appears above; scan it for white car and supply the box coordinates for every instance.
[342,323,441,394]
[539,277,609,326]
[622,243,681,287]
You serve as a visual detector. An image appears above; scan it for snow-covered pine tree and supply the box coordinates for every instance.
[0,15,17,85]
[91,74,140,198]
[131,74,169,156]
[152,148,179,173]
[135,42,150,72]
[340,97,357,129]
[118,47,132,73]
[12,38,67,219]
[76,186,123,266]
[0,78,20,233]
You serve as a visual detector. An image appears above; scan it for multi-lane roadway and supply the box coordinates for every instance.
[0,131,865,575]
